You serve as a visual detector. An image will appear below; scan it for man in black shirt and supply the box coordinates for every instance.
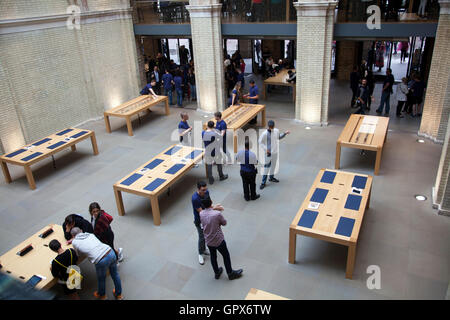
[354,78,369,115]
[49,239,79,299]
[350,66,360,108]
[62,214,93,244]
[376,68,395,116]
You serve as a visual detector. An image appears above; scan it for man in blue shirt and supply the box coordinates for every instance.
[161,69,174,105]
[235,140,260,201]
[203,121,228,185]
[214,112,231,163]
[192,181,224,265]
[244,80,259,124]
[139,80,158,98]
[178,112,192,145]
[173,71,184,107]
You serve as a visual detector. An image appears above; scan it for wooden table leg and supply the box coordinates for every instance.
[104,114,112,133]
[374,148,382,175]
[233,131,238,154]
[90,133,99,155]
[126,117,134,136]
[263,84,267,100]
[165,98,170,115]
[261,108,266,127]
[114,188,125,216]
[204,160,209,179]
[1,161,12,184]
[150,196,161,226]
[335,142,341,169]
[24,165,36,190]
[366,187,372,209]
[345,244,356,279]
[288,228,297,264]
[71,145,77,152]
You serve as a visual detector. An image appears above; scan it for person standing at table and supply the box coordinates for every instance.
[174,71,184,107]
[63,214,93,244]
[215,112,231,164]
[178,112,192,146]
[139,80,158,99]
[161,69,174,105]
[236,139,260,201]
[49,239,79,300]
[259,120,290,190]
[203,121,229,184]
[70,227,123,300]
[88,202,123,263]
[376,68,395,116]
[228,82,241,108]
[199,197,243,280]
[243,79,259,124]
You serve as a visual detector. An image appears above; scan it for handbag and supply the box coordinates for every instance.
[53,249,83,289]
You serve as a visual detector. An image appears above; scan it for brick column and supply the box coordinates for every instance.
[294,0,337,125]
[418,0,450,143]
[186,0,225,113]
[433,114,450,216]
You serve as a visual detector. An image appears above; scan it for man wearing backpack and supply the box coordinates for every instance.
[88,202,123,263]
[49,239,80,300]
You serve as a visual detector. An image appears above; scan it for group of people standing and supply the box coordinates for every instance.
[143,47,196,108]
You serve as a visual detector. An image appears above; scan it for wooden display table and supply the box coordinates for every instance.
[0,128,98,190]
[204,103,266,153]
[245,288,289,300]
[0,224,75,290]
[104,95,169,136]
[335,114,389,175]
[288,169,373,279]
[263,69,295,101]
[113,144,204,226]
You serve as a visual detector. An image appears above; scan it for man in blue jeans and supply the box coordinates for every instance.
[161,69,174,105]
[174,71,184,107]
[70,227,123,300]
[376,68,394,116]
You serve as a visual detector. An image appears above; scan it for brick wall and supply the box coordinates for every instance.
[336,41,359,81]
[0,13,140,152]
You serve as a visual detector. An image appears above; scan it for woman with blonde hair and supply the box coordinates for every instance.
[396,77,409,118]
[227,81,241,108]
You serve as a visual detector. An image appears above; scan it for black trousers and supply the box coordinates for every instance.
[208,240,232,275]
[351,87,358,107]
[396,101,406,116]
[240,170,257,200]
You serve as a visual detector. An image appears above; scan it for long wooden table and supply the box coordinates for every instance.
[245,288,289,300]
[335,114,389,175]
[289,169,373,279]
[0,128,98,190]
[262,69,295,101]
[0,224,75,290]
[204,103,266,153]
[113,144,205,226]
[104,95,169,136]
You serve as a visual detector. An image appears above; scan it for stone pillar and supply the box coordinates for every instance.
[433,105,450,216]
[418,0,450,143]
[294,0,337,125]
[186,0,225,113]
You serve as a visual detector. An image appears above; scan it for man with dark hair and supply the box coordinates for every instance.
[161,69,174,105]
[244,79,259,124]
[236,140,260,201]
[140,80,158,99]
[258,120,290,190]
[214,111,231,164]
[49,239,79,300]
[178,112,192,145]
[350,66,360,108]
[199,197,243,280]
[191,181,223,265]
[203,120,228,184]
[376,68,395,116]
[62,214,93,244]
[354,78,369,115]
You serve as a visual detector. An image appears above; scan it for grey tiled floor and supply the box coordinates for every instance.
[0,78,449,300]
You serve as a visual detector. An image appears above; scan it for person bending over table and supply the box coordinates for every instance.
[140,79,158,99]
[227,82,241,108]
[63,214,93,244]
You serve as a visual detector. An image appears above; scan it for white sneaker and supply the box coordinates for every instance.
[202,249,210,256]
[118,248,124,262]
[198,254,205,265]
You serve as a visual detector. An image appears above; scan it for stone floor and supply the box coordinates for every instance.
[0,78,449,300]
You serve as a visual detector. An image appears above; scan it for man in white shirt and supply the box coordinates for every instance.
[258,120,290,190]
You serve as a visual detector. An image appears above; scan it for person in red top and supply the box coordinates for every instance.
[88,202,123,263]
[240,59,246,74]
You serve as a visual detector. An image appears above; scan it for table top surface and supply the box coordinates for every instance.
[263,69,295,86]
[0,224,72,290]
[290,169,372,245]
[338,114,389,149]
[105,95,168,116]
[204,103,265,130]
[245,288,289,300]
[114,144,204,196]
[0,128,93,165]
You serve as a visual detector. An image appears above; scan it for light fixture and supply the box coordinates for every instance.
[414,195,427,201]
[416,139,425,143]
